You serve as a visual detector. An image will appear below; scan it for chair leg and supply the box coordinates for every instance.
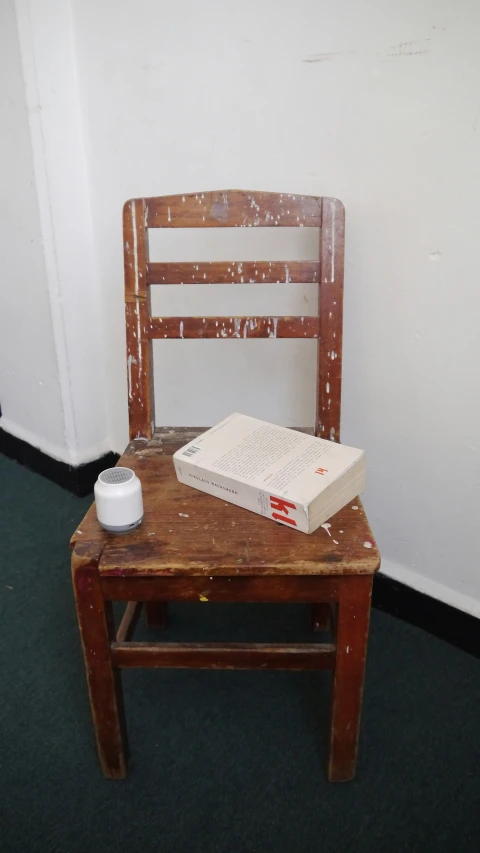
[311,603,332,632]
[145,601,167,629]
[72,551,128,778]
[328,575,373,782]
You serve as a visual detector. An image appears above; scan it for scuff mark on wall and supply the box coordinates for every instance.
[384,40,429,57]
[302,50,356,63]
[302,37,430,65]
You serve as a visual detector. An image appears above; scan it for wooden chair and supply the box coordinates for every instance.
[71,190,380,783]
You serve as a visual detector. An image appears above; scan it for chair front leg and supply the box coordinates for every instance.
[328,575,373,782]
[72,545,128,778]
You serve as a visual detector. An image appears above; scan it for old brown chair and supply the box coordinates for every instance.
[71,190,380,782]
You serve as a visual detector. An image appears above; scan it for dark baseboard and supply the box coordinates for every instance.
[0,427,119,497]
[1,425,478,655]
[372,573,480,659]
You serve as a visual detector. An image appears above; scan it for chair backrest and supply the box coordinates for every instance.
[123,190,345,443]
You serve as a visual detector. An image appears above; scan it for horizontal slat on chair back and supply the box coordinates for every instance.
[123,192,345,445]
[146,190,322,229]
[148,316,319,340]
[146,261,319,285]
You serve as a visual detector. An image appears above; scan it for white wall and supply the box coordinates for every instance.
[72,0,480,614]
[0,0,66,459]
[0,0,110,465]
[2,0,480,616]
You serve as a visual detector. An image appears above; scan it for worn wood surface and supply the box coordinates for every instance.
[148,316,319,340]
[100,575,342,603]
[328,575,373,782]
[123,198,154,440]
[127,428,210,457]
[146,260,320,285]
[111,642,335,670]
[71,548,128,778]
[71,454,380,577]
[316,197,345,441]
[126,426,315,457]
[145,190,322,229]
[123,198,148,303]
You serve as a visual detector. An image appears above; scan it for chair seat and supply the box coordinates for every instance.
[71,449,380,577]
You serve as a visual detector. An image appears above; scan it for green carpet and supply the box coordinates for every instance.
[1,454,479,853]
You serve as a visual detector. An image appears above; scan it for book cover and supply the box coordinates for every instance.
[173,413,365,533]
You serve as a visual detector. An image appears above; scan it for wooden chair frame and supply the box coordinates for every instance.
[71,190,380,783]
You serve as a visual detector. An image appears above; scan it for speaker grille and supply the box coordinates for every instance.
[99,467,134,485]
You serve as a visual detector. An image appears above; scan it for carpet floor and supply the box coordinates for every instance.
[1,454,479,853]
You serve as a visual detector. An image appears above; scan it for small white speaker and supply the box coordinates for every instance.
[94,467,143,534]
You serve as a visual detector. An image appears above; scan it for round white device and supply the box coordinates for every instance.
[94,467,143,534]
